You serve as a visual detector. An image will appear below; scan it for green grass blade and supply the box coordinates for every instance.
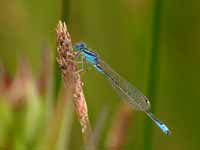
[144,0,163,150]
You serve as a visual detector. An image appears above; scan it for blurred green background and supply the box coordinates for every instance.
[0,0,200,150]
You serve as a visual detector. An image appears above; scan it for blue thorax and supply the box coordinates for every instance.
[74,42,104,73]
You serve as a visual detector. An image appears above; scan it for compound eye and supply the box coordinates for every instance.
[79,42,87,49]
[75,42,87,51]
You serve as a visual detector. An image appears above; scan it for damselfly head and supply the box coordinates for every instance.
[74,42,87,51]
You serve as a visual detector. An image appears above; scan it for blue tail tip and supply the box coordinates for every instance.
[160,123,171,135]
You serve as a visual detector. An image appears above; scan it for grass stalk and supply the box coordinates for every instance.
[144,0,163,150]
[106,105,133,149]
[56,21,94,150]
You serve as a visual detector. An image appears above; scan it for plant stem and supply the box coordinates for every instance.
[144,0,163,150]
[56,21,94,150]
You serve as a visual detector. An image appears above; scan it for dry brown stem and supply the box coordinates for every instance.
[56,21,93,149]
[106,105,133,150]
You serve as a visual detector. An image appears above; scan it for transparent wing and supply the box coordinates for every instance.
[98,59,151,111]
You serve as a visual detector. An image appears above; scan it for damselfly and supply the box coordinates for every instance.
[74,42,171,135]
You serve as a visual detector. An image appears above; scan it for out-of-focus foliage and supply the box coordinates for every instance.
[0,0,200,150]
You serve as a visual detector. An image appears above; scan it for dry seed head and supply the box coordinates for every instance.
[56,21,92,137]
